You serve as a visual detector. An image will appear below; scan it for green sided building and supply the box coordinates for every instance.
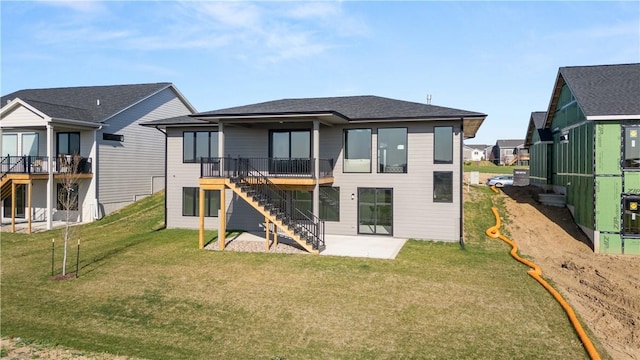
[525,63,640,255]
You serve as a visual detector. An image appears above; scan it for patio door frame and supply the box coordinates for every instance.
[357,187,393,236]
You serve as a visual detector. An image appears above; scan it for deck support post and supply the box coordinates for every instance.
[11,181,16,233]
[46,123,53,230]
[198,188,205,249]
[274,224,278,247]
[265,217,270,252]
[27,180,32,234]
[219,187,226,250]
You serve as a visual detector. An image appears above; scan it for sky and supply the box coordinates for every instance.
[1,1,639,145]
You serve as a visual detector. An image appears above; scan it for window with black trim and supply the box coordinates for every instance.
[434,126,453,164]
[378,128,407,173]
[57,132,80,156]
[183,131,218,163]
[344,129,371,173]
[433,171,453,203]
[623,127,640,169]
[182,187,220,217]
[57,183,79,210]
[320,186,340,221]
[103,133,124,142]
[623,196,640,236]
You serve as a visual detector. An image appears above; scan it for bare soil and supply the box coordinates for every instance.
[497,184,640,360]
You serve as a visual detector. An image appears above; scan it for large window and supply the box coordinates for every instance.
[2,134,17,157]
[22,133,39,157]
[320,186,340,221]
[344,129,371,173]
[623,197,640,236]
[57,132,80,156]
[182,188,220,217]
[270,130,310,158]
[433,171,453,203]
[57,183,79,211]
[378,128,407,173]
[434,126,453,164]
[624,127,640,169]
[183,131,218,163]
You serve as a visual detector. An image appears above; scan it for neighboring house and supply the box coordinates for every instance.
[490,139,525,165]
[525,63,640,255]
[0,83,196,233]
[143,96,487,254]
[463,144,488,161]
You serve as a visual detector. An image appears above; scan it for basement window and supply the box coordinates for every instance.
[623,127,640,169]
[623,196,640,236]
[182,188,220,217]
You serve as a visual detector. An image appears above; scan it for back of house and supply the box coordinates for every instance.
[144,95,487,253]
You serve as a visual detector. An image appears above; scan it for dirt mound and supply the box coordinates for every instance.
[499,185,640,359]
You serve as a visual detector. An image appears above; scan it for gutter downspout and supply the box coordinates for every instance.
[459,119,465,250]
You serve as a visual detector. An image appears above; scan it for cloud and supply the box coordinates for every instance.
[36,0,107,13]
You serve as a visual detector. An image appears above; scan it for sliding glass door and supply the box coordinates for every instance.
[358,188,393,235]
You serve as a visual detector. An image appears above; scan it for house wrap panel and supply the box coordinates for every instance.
[98,88,190,214]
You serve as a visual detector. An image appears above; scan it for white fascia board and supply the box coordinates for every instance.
[587,115,640,121]
[0,98,48,121]
[50,117,104,129]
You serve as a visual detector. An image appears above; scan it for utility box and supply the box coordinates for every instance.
[513,169,530,186]
[469,171,479,185]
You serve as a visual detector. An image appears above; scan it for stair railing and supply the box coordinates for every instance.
[234,158,325,251]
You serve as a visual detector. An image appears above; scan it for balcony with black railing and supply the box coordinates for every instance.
[200,157,333,181]
[1,155,92,178]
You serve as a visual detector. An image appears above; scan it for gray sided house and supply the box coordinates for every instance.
[525,63,640,255]
[144,95,487,254]
[490,139,525,165]
[0,83,196,232]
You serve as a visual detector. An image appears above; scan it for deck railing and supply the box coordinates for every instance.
[200,157,333,179]
[0,155,92,176]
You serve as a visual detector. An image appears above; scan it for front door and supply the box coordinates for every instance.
[3,184,26,219]
[358,188,393,235]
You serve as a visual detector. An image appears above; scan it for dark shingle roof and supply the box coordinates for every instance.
[197,95,486,120]
[496,139,524,148]
[531,111,547,129]
[1,83,172,123]
[525,111,551,146]
[560,63,640,117]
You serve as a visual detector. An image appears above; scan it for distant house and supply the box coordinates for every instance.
[490,139,525,165]
[143,95,487,253]
[525,63,640,255]
[0,83,196,232]
[463,144,488,161]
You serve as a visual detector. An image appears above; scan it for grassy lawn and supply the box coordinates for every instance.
[1,188,593,359]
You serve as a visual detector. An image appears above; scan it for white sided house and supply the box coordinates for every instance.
[144,96,487,254]
[0,83,196,232]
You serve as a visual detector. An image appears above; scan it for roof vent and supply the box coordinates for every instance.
[426,94,432,105]
[96,99,100,106]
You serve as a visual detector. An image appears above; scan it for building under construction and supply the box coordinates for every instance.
[525,63,640,255]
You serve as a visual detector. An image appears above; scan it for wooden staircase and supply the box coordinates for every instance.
[1,177,11,201]
[226,165,325,254]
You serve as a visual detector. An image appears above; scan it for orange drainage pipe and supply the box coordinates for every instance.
[485,206,600,360]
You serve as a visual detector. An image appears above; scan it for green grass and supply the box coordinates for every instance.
[0,190,596,359]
